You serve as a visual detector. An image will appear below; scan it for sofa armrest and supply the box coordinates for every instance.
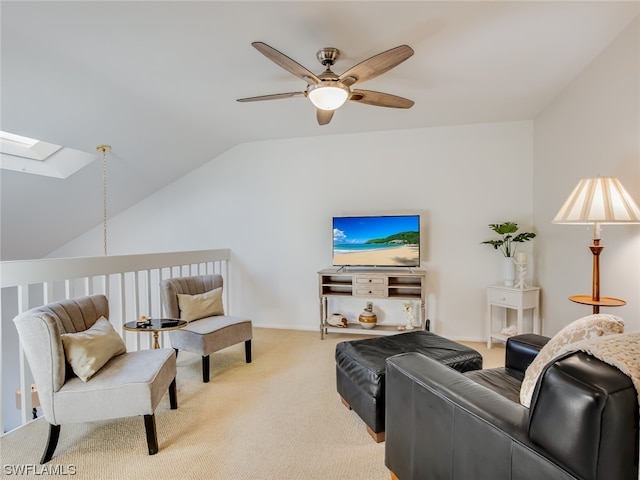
[385,352,574,480]
[529,351,638,480]
[505,334,549,378]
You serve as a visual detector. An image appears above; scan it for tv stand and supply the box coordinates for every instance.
[318,268,427,339]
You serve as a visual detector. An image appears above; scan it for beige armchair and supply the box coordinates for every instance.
[13,295,177,464]
[161,274,252,382]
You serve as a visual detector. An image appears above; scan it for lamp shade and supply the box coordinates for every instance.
[553,177,640,224]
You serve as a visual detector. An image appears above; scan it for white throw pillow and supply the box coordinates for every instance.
[177,287,224,322]
[519,314,624,407]
[61,317,127,382]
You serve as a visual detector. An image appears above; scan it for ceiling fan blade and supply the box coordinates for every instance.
[252,42,320,86]
[237,92,305,102]
[350,90,414,109]
[317,109,334,126]
[339,45,414,87]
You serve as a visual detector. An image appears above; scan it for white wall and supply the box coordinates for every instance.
[533,18,640,334]
[53,121,534,341]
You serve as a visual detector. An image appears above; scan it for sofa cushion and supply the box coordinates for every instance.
[177,287,224,321]
[520,313,624,407]
[54,347,176,423]
[61,317,126,382]
[464,368,523,403]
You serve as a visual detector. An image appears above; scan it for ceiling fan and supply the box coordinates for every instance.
[237,42,415,126]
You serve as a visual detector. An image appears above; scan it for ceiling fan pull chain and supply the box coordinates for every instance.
[97,145,111,256]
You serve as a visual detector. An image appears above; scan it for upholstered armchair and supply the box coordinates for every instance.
[161,274,252,383]
[13,295,177,464]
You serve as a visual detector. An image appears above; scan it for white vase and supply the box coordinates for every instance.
[503,256,516,287]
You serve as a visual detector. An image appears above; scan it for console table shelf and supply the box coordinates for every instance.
[318,268,427,339]
[324,324,406,336]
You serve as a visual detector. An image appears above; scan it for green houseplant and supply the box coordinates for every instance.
[481,222,536,257]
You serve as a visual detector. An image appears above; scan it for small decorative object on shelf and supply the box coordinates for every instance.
[514,252,529,289]
[500,325,517,337]
[328,313,348,327]
[136,315,152,328]
[481,222,536,287]
[359,303,377,330]
[402,302,415,330]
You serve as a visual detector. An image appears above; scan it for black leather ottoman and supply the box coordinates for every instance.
[336,330,482,442]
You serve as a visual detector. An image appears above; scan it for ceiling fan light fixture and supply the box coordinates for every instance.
[239,42,415,124]
[308,83,349,111]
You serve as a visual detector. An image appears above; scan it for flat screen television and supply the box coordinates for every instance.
[332,215,420,267]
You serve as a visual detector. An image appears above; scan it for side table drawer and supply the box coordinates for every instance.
[488,288,522,307]
[354,286,388,297]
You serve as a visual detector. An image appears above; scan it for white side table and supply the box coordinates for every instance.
[487,285,541,348]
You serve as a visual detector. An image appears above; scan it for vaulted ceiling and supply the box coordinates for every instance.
[1,1,637,260]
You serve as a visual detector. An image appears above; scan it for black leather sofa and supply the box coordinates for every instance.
[385,334,639,480]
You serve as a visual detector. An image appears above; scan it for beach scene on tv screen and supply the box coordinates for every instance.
[333,216,420,266]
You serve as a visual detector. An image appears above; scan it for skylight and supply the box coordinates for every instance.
[0,131,96,179]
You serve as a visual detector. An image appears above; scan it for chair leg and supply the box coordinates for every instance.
[40,423,61,464]
[169,378,178,410]
[144,414,158,455]
[202,355,210,383]
[245,339,252,363]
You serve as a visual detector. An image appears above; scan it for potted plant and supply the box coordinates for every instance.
[482,222,536,286]
[481,222,536,257]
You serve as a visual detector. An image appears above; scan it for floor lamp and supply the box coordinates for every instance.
[553,176,640,314]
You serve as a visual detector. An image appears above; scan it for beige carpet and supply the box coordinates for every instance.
[0,328,504,480]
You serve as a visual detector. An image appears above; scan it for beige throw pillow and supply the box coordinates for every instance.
[177,287,224,322]
[61,317,127,382]
[519,314,624,407]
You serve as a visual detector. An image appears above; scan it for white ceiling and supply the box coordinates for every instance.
[1,1,638,260]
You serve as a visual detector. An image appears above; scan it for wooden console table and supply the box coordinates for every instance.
[318,268,427,339]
